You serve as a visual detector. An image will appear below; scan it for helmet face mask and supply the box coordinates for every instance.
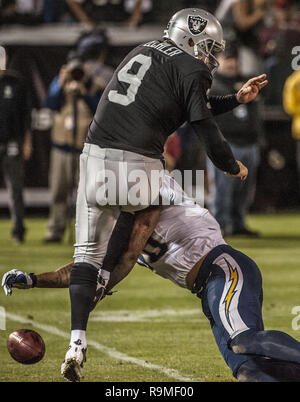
[163,8,225,74]
[194,38,225,74]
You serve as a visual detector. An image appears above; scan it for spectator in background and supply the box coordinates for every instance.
[207,43,264,237]
[0,55,32,243]
[66,0,151,28]
[216,0,271,75]
[283,69,300,192]
[0,0,43,25]
[76,27,114,85]
[124,0,152,25]
[259,0,300,105]
[44,53,104,243]
[15,0,43,15]
[182,0,219,14]
[259,0,291,58]
[42,0,70,23]
[44,28,113,243]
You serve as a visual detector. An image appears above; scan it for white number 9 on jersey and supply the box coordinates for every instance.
[108,54,152,106]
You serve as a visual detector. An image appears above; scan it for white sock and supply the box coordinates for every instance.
[70,330,87,348]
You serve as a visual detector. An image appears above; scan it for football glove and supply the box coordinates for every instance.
[89,272,116,312]
[90,273,106,312]
[1,269,37,296]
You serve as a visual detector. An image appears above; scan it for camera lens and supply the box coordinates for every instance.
[70,67,85,81]
[68,59,85,81]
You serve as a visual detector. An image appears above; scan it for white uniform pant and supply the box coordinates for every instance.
[73,143,164,269]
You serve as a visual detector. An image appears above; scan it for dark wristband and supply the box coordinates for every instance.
[29,273,37,288]
[209,93,240,115]
[224,93,240,109]
[228,160,240,175]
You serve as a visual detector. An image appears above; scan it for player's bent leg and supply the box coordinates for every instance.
[202,286,251,380]
[201,265,276,381]
[197,245,279,381]
[197,245,264,339]
[230,328,300,365]
[199,245,300,381]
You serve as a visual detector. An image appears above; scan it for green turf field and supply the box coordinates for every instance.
[0,213,300,382]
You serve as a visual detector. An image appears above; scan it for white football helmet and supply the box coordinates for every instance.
[163,8,226,73]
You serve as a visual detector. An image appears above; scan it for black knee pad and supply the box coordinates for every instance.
[70,263,99,286]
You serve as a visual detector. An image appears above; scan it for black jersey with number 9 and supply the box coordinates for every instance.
[87,40,213,159]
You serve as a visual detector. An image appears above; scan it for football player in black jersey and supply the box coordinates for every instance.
[62,8,267,381]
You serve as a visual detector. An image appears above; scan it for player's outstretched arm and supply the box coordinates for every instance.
[89,209,161,311]
[2,208,161,297]
[105,207,161,294]
[2,263,73,295]
[37,263,73,288]
[209,74,268,115]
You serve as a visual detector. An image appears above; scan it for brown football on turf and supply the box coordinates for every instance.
[7,329,45,364]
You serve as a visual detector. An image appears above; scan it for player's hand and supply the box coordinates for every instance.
[66,80,87,96]
[89,273,107,312]
[58,65,69,87]
[237,74,268,104]
[226,160,248,181]
[1,269,34,296]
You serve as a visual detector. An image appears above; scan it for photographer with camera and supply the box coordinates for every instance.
[44,53,103,243]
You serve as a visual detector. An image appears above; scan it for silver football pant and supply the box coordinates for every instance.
[73,143,164,269]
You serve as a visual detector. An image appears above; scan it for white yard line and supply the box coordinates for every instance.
[6,311,201,382]
[89,308,203,322]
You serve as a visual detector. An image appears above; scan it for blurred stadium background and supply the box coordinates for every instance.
[0,0,299,218]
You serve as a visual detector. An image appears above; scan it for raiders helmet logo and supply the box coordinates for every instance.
[187,15,208,35]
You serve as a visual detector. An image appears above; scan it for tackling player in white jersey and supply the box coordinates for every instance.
[3,175,300,382]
